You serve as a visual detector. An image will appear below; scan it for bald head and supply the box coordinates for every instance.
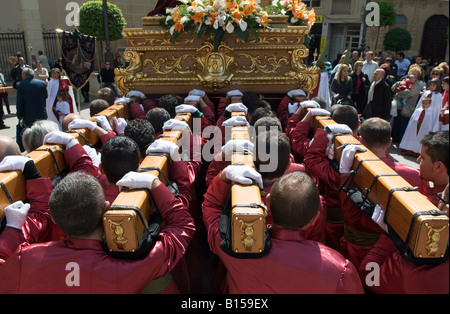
[0,136,21,161]
[62,113,81,132]
[373,69,386,82]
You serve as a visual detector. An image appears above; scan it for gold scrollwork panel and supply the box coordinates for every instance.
[116,26,319,95]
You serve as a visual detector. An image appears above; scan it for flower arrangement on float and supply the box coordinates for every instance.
[265,0,316,28]
[160,0,269,50]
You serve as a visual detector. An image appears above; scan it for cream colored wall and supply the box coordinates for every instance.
[1,0,447,63]
[366,0,449,60]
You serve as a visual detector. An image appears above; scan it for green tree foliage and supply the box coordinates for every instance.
[377,1,396,27]
[383,28,412,52]
[78,1,126,41]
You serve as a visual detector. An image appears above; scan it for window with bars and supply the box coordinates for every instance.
[331,0,352,15]
[344,25,362,52]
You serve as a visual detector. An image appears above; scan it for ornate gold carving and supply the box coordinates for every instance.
[130,37,197,48]
[114,50,146,95]
[236,53,289,74]
[143,54,196,75]
[286,48,319,93]
[116,24,319,94]
[239,218,259,252]
[107,218,128,250]
[195,43,237,90]
[424,223,448,256]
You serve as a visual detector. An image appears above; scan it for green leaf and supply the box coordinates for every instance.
[213,27,225,51]
[235,27,249,42]
[197,24,207,38]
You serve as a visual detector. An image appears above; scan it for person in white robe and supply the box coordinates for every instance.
[46,68,77,129]
[400,96,435,154]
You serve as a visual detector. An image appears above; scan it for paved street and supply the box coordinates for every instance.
[0,78,420,170]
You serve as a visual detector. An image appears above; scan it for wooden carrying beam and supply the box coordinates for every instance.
[0,86,14,95]
[229,120,267,255]
[103,113,191,253]
[0,103,128,217]
[313,113,449,261]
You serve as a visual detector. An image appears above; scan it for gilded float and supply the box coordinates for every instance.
[115,16,318,95]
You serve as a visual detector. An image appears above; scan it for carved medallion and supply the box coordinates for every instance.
[195,43,237,90]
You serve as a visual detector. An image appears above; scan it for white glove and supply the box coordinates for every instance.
[287,89,306,98]
[162,119,189,132]
[300,100,320,109]
[339,145,367,174]
[221,116,250,128]
[371,204,388,233]
[176,104,198,114]
[325,124,353,135]
[113,117,127,135]
[189,89,206,97]
[221,139,254,159]
[116,171,158,191]
[310,108,331,117]
[184,95,201,103]
[227,90,243,99]
[0,156,32,172]
[288,102,299,114]
[146,139,181,162]
[224,165,263,188]
[68,118,97,131]
[83,145,101,167]
[225,103,248,114]
[94,115,113,131]
[5,201,31,230]
[115,97,132,105]
[43,131,78,148]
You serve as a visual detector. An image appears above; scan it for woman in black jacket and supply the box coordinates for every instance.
[350,61,370,114]
[330,64,353,106]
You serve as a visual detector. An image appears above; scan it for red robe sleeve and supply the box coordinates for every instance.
[205,155,229,187]
[276,96,292,131]
[358,234,449,294]
[338,187,385,234]
[100,130,116,147]
[202,174,231,255]
[0,228,26,266]
[22,177,64,243]
[200,105,216,127]
[128,102,147,120]
[170,160,192,210]
[216,97,229,119]
[64,143,99,177]
[0,177,63,265]
[290,119,312,159]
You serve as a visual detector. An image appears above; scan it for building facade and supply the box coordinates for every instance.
[0,0,448,78]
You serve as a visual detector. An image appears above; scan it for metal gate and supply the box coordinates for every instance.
[43,31,61,66]
[0,32,27,81]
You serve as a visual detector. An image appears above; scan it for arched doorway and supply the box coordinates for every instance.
[420,14,449,61]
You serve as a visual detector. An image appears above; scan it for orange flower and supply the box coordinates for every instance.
[192,11,205,24]
[243,3,257,17]
[293,4,305,19]
[232,7,243,21]
[209,10,218,24]
[173,21,184,32]
[308,8,316,26]
[225,0,237,11]
[260,12,268,27]
[172,9,181,22]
